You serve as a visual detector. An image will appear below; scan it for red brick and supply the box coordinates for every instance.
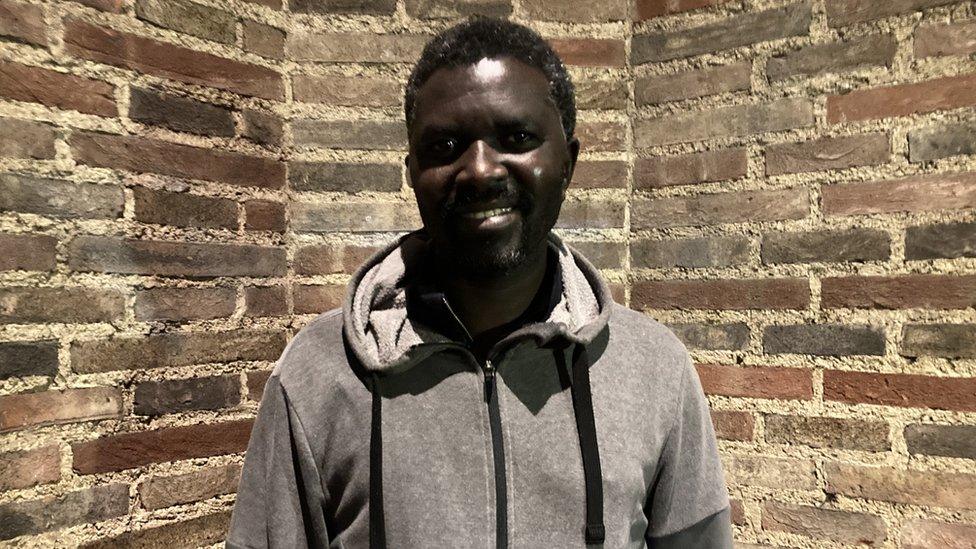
[761,501,887,545]
[246,370,271,400]
[636,98,814,146]
[291,202,420,233]
[826,462,976,510]
[522,0,626,22]
[134,374,241,416]
[1,173,124,219]
[135,0,235,44]
[71,330,286,374]
[576,79,628,110]
[134,187,238,229]
[767,34,896,81]
[766,133,889,175]
[576,121,627,152]
[826,0,957,27]
[245,285,288,317]
[901,520,976,548]
[0,0,46,45]
[64,20,283,100]
[0,61,116,116]
[822,274,976,310]
[245,200,286,232]
[0,287,125,324]
[696,364,813,400]
[292,119,406,151]
[68,236,285,277]
[82,511,231,549]
[632,188,810,229]
[828,73,976,124]
[764,414,889,451]
[72,419,253,474]
[550,38,626,67]
[635,149,747,189]
[823,172,976,216]
[555,199,625,229]
[730,500,746,525]
[711,410,754,441]
[915,21,976,58]
[0,233,56,271]
[294,284,346,314]
[295,244,380,275]
[139,463,241,510]
[636,0,731,19]
[571,160,627,189]
[287,32,427,63]
[634,278,809,310]
[135,287,236,321]
[0,386,122,432]
[724,454,818,490]
[293,74,400,107]
[0,117,56,159]
[243,20,285,59]
[0,484,128,541]
[824,370,976,412]
[636,63,750,105]
[0,445,60,491]
[72,131,284,189]
[129,86,234,136]
[0,340,58,380]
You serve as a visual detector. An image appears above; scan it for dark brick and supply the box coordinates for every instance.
[135,0,235,43]
[826,462,976,510]
[823,172,976,216]
[636,0,731,19]
[294,284,346,314]
[761,228,889,264]
[633,278,809,310]
[730,500,746,525]
[0,60,116,117]
[565,240,625,269]
[664,322,749,351]
[245,200,285,232]
[765,414,890,451]
[405,0,511,18]
[522,0,626,22]
[635,149,747,189]
[129,87,234,137]
[826,0,957,27]
[915,21,976,58]
[827,73,976,124]
[289,161,401,193]
[632,236,750,268]
[575,121,626,152]
[287,31,427,62]
[906,222,976,260]
[73,0,125,11]
[550,38,626,67]
[711,410,754,441]
[905,424,976,459]
[909,120,976,162]
[0,386,122,432]
[134,287,236,321]
[636,63,750,105]
[134,186,238,229]
[0,173,123,219]
[697,364,813,400]
[0,117,56,159]
[292,119,406,150]
[824,370,976,412]
[246,370,271,400]
[68,236,285,277]
[294,244,380,275]
[291,0,395,14]
[822,275,976,310]
[0,445,60,491]
[0,233,56,271]
[245,286,288,317]
[632,188,809,229]
[0,484,128,541]
[0,340,58,380]
[134,374,241,416]
[241,108,283,148]
[0,0,46,45]
[636,98,813,147]
[767,34,896,81]
[291,202,420,233]
[763,324,884,356]
[139,464,241,510]
[243,20,285,59]
[571,160,627,189]
[901,324,976,359]
[556,200,624,229]
[576,78,628,110]
[293,74,400,107]
[82,511,231,549]
[0,287,125,324]
[761,501,887,545]
[766,133,889,175]
[633,3,811,63]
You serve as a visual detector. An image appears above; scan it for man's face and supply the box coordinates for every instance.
[407,56,579,277]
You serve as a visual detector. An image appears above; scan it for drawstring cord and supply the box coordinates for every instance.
[369,372,386,549]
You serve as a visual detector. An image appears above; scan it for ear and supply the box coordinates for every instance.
[562,137,580,191]
[404,154,414,188]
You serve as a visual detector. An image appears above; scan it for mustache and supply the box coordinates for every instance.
[441,182,533,217]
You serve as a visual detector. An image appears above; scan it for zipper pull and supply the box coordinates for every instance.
[484,359,495,403]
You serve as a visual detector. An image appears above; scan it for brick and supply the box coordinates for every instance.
[915,21,976,58]
[245,285,287,317]
[0,173,123,219]
[767,34,896,81]
[241,108,282,148]
[404,0,511,18]
[0,287,125,324]
[632,188,809,229]
[294,284,346,314]
[822,275,976,310]
[636,0,731,19]
[664,322,749,351]
[291,0,394,14]
[0,445,60,491]
[82,511,231,549]
[763,324,884,356]
[635,149,747,189]
[907,222,976,260]
[245,200,285,232]
[730,500,746,525]
[247,370,271,400]
[555,199,625,229]
[129,87,233,137]
[134,187,237,229]
[139,463,241,510]
[824,370,976,412]
[634,278,808,310]
[0,340,58,379]
[0,386,122,432]
[826,0,957,27]
[522,0,626,22]
[72,419,253,474]
[0,484,128,541]
[823,172,976,216]
[243,0,280,7]
[291,202,420,233]
[636,63,751,106]
[0,61,116,117]
[550,38,626,67]
[293,74,400,107]
[0,0,45,45]
[765,414,889,451]
[136,0,234,43]
[826,462,976,510]
[295,244,380,275]
[571,160,627,189]
[134,374,241,416]
[695,364,813,400]
[762,502,887,545]
[632,236,750,269]
[909,120,976,162]
[901,324,976,359]
[905,424,976,459]
[828,73,976,124]
[243,20,284,59]
[724,454,817,490]
[72,132,285,189]
[0,234,56,271]
[71,330,286,374]
[636,98,814,146]
[293,119,406,151]
[74,0,125,11]
[902,520,976,549]
[64,20,283,100]
[766,133,889,175]
[0,118,56,159]
[69,236,285,277]
[633,3,811,63]
[576,79,628,110]
[287,32,427,62]
[575,121,626,152]
[134,287,236,321]
[762,228,889,264]
[289,161,401,193]
[565,240,625,270]
[711,410,754,441]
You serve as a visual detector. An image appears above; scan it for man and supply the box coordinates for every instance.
[228,18,732,548]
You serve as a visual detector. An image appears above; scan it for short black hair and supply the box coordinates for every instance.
[404,17,576,139]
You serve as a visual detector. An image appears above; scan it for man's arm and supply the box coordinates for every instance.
[644,355,733,548]
[227,373,330,549]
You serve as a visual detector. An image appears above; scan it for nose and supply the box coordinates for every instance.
[455,140,507,187]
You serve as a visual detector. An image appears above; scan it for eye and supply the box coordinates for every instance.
[428,138,458,157]
[503,130,539,151]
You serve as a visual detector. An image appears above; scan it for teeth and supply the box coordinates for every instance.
[463,207,513,220]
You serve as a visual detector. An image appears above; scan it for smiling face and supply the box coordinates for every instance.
[407,57,579,278]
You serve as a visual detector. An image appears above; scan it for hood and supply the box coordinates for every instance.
[342,230,613,375]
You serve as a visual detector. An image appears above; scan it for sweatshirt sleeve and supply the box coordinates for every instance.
[226,374,331,549]
[644,355,733,549]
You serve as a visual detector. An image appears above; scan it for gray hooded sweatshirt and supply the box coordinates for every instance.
[227,231,732,548]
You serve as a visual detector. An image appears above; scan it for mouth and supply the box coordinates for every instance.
[450,204,520,233]
[461,206,515,220]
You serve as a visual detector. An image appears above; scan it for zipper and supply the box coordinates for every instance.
[484,357,507,549]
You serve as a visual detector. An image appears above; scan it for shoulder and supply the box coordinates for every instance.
[606,302,690,365]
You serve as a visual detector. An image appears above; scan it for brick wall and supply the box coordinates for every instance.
[0,0,974,546]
